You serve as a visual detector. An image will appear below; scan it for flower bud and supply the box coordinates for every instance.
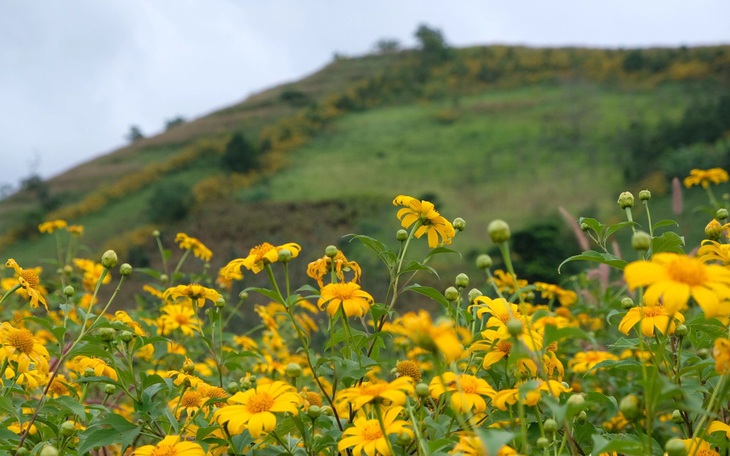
[278,249,292,262]
[467,288,482,303]
[580,222,590,232]
[444,286,459,302]
[239,291,249,301]
[104,384,116,395]
[396,432,413,446]
[415,383,430,398]
[631,231,651,251]
[476,254,493,270]
[621,297,634,309]
[455,273,469,289]
[152,230,160,237]
[83,368,96,378]
[705,219,724,241]
[215,297,226,308]
[321,405,333,416]
[617,191,634,209]
[671,409,683,424]
[665,438,687,456]
[452,217,466,232]
[307,405,322,418]
[285,363,303,378]
[16,448,29,456]
[717,208,729,221]
[227,382,240,394]
[543,418,558,433]
[487,219,511,243]
[698,348,709,359]
[536,437,550,449]
[159,274,169,284]
[324,245,338,257]
[182,358,195,374]
[576,410,587,424]
[566,394,585,415]
[506,319,523,337]
[101,250,118,269]
[638,189,651,201]
[60,420,76,437]
[396,229,408,242]
[98,327,116,342]
[619,394,640,420]
[40,445,59,456]
[63,285,75,297]
[674,323,688,337]
[119,331,134,343]
[120,263,132,276]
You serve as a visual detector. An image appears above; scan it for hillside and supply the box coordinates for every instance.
[1,43,729,298]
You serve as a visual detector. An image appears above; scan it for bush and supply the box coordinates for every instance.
[146,182,193,223]
[221,133,260,173]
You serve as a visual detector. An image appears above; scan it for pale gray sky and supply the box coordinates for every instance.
[1,0,728,190]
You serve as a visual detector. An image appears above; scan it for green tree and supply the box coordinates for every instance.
[414,24,452,66]
[146,182,192,223]
[221,133,260,173]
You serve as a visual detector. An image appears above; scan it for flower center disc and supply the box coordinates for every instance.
[667,257,707,286]
[9,329,35,354]
[247,392,274,413]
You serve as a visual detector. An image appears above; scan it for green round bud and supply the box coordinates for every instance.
[621,297,634,309]
[63,265,73,275]
[543,418,558,433]
[506,319,524,337]
[671,409,683,424]
[101,250,118,269]
[487,219,511,243]
[617,191,635,209]
[664,438,687,456]
[104,384,116,395]
[467,288,482,303]
[152,230,160,237]
[119,331,134,343]
[278,249,292,262]
[324,245,338,257]
[717,208,729,221]
[60,420,76,437]
[240,378,252,389]
[524,291,535,302]
[396,229,408,242]
[415,383,430,398]
[227,382,240,394]
[16,448,29,456]
[619,394,640,420]
[215,297,226,308]
[566,394,585,415]
[476,254,493,270]
[285,363,303,378]
[98,327,116,342]
[675,324,688,337]
[40,445,59,456]
[239,291,249,301]
[307,405,322,418]
[455,273,469,289]
[536,437,550,449]
[119,263,133,276]
[576,410,587,424]
[453,217,466,232]
[159,274,169,284]
[638,189,651,201]
[63,285,75,297]
[83,368,96,378]
[444,286,459,301]
[631,231,652,251]
[580,222,590,232]
[321,405,333,416]
[396,431,413,446]
[698,348,710,359]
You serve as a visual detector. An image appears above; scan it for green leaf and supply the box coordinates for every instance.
[398,260,439,277]
[603,220,635,242]
[244,287,284,303]
[424,246,461,261]
[651,231,685,254]
[0,396,19,421]
[50,395,88,419]
[345,234,396,267]
[578,217,605,236]
[591,434,644,456]
[401,284,450,308]
[77,414,140,455]
[652,219,679,231]
[558,250,627,273]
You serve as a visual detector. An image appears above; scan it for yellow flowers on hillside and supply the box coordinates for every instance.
[393,194,456,248]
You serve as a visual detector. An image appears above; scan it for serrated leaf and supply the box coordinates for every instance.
[558,250,627,273]
[402,284,450,308]
[651,231,685,254]
[603,220,635,242]
[77,414,140,455]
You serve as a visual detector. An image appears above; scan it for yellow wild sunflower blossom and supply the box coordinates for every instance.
[684,168,729,189]
[67,356,118,381]
[216,265,242,290]
[450,433,518,456]
[383,310,468,363]
[338,406,413,456]
[393,194,456,248]
[4,259,48,310]
[175,232,213,262]
[158,304,202,336]
[47,374,74,398]
[618,305,685,337]
[38,219,67,233]
[0,322,50,372]
[67,224,84,236]
[163,284,221,308]
[708,420,730,438]
[73,258,112,291]
[680,438,720,456]
[317,281,374,317]
[489,269,528,295]
[534,281,578,306]
[568,350,619,374]
[221,242,301,277]
[336,376,414,411]
[214,380,302,438]
[132,435,205,456]
[492,379,571,411]
[429,372,496,414]
[307,249,362,287]
[168,389,206,419]
[698,239,730,264]
[624,252,730,317]
[713,338,730,374]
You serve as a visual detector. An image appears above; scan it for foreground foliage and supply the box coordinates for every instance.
[2,169,730,455]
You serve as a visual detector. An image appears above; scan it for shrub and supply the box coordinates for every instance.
[221,133,260,173]
[146,182,193,223]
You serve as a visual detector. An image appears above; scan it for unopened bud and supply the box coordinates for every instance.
[455,273,469,289]
[83,368,96,378]
[619,394,640,420]
[536,437,550,449]
[453,217,466,231]
[631,231,651,251]
[621,297,634,309]
[396,432,413,446]
[215,297,226,308]
[152,230,160,237]
[717,208,729,221]
[467,288,482,303]
[444,287,459,302]
[307,405,322,418]
[159,274,169,284]
[227,382,240,394]
[543,418,558,433]
[285,363,302,378]
[101,250,118,269]
[182,358,195,374]
[396,229,408,242]
[476,254,493,270]
[675,324,688,337]
[506,319,524,337]
[60,420,76,437]
[665,438,687,456]
[566,394,586,415]
[119,331,134,343]
[617,191,634,209]
[98,327,116,342]
[705,219,724,241]
[415,383,430,398]
[104,384,116,395]
[278,249,292,262]
[63,285,75,297]
[120,263,132,276]
[487,219,511,243]
[324,245,338,257]
[672,409,683,424]
[638,189,651,201]
[239,291,249,301]
[40,445,59,456]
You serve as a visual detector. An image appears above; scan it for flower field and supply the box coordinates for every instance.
[2,169,730,456]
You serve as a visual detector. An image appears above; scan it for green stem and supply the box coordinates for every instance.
[171,249,191,283]
[0,284,21,306]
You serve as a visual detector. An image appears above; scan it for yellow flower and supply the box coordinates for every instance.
[698,240,730,264]
[67,224,84,236]
[568,351,619,374]
[618,304,685,337]
[0,322,50,373]
[214,380,301,437]
[163,284,221,308]
[395,360,421,382]
[47,374,74,398]
[158,304,201,336]
[492,380,571,411]
[38,219,67,233]
[383,310,467,363]
[680,438,720,456]
[489,269,528,295]
[393,195,455,248]
[168,389,205,419]
[713,338,730,374]
[450,433,518,456]
[534,281,578,306]
[4,259,48,310]
[684,168,729,188]
[222,242,301,277]
[336,377,414,411]
[307,250,362,287]
[132,435,205,456]
[708,420,730,438]
[143,284,165,299]
[318,281,373,317]
[338,406,413,456]
[73,258,112,291]
[67,356,118,381]
[175,233,213,262]
[429,372,495,414]
[624,253,730,317]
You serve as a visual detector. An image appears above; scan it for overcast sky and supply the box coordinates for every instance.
[1,0,729,190]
